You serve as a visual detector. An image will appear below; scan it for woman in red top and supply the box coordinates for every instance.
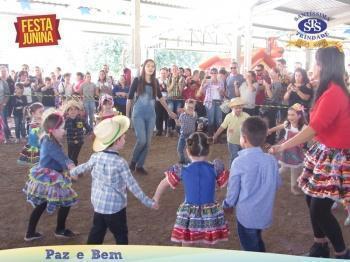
[271,47,350,259]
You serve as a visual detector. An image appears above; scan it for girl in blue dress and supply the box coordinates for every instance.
[153,132,229,245]
[23,110,78,241]
[18,102,44,165]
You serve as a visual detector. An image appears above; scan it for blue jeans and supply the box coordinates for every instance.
[1,107,11,139]
[167,99,183,130]
[177,134,189,163]
[237,220,266,252]
[131,112,156,168]
[205,100,222,135]
[14,115,26,139]
[84,100,95,128]
[228,143,241,167]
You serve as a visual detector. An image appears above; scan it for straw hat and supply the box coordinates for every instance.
[63,100,83,113]
[93,115,130,152]
[229,97,246,108]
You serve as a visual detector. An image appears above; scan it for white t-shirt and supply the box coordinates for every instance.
[239,81,257,109]
[23,86,32,104]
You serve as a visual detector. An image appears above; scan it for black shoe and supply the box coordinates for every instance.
[24,232,43,241]
[155,131,162,136]
[54,229,76,238]
[136,167,148,175]
[129,161,136,172]
[335,249,350,259]
[308,242,330,258]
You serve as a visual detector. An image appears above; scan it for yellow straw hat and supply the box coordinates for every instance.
[229,97,246,108]
[63,100,83,113]
[93,115,130,152]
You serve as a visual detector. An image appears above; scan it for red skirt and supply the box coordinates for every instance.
[298,142,350,201]
[171,202,229,245]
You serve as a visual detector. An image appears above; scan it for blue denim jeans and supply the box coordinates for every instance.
[237,220,266,252]
[14,115,26,139]
[131,113,156,168]
[205,100,222,135]
[131,85,156,168]
[83,100,95,128]
[177,134,189,163]
[167,99,183,130]
[1,107,11,139]
[228,143,241,167]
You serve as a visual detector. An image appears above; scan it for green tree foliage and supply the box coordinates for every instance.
[154,49,205,69]
[84,36,126,76]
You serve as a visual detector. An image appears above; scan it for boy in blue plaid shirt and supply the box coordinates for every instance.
[175,99,197,164]
[70,115,158,244]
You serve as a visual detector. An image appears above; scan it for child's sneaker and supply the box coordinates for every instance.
[54,229,76,238]
[344,216,350,226]
[24,232,43,241]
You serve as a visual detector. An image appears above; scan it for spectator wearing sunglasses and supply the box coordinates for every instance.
[226,62,244,99]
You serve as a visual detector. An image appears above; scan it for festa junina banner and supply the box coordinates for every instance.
[14,14,61,48]
[0,245,344,261]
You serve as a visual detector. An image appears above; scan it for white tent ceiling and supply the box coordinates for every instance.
[0,0,349,50]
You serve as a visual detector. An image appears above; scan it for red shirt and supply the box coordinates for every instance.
[310,82,350,148]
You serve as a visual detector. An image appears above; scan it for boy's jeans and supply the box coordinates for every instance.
[228,143,241,167]
[14,115,26,139]
[237,220,266,252]
[177,134,189,164]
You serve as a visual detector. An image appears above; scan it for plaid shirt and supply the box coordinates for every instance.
[64,116,92,145]
[203,80,224,109]
[179,112,197,136]
[168,76,185,98]
[70,150,154,214]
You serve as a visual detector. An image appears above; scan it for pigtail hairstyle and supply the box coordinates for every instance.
[186,132,211,157]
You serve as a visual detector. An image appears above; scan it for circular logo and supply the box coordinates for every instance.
[298,18,327,34]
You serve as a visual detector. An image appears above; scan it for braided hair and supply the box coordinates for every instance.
[186,132,213,157]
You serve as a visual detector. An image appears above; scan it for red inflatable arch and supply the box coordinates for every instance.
[199,37,284,71]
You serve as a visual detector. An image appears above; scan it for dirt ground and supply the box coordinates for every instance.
[0,130,349,256]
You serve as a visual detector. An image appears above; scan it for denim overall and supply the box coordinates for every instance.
[131,84,156,167]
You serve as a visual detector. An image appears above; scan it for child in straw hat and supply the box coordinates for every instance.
[213,97,249,166]
[70,115,158,244]
[63,100,92,165]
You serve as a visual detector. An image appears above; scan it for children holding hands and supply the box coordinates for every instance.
[23,110,77,241]
[70,115,158,244]
[223,117,281,252]
[153,132,229,246]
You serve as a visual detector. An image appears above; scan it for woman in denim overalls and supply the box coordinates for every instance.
[126,59,176,175]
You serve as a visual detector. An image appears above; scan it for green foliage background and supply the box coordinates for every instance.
[83,37,213,76]
[154,49,206,69]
